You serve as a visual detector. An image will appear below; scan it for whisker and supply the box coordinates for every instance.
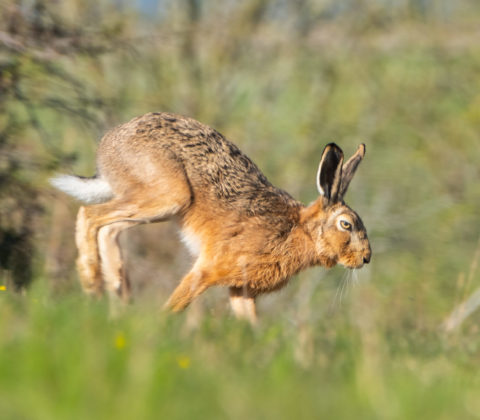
[332,278,342,308]
[351,268,357,287]
[339,271,349,303]
[329,276,343,314]
[329,270,351,314]
[338,277,345,305]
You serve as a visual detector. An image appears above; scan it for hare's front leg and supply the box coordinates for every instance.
[229,287,257,325]
[164,269,210,312]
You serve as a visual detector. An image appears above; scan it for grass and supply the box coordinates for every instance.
[1,276,479,420]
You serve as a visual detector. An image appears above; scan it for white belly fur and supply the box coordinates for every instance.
[179,227,202,257]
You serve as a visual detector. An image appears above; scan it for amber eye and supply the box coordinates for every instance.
[339,220,352,231]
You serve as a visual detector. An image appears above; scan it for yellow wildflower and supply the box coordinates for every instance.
[176,355,191,369]
[0,285,6,291]
[114,332,126,350]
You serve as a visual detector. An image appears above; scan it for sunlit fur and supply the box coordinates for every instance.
[301,201,371,270]
[51,112,371,323]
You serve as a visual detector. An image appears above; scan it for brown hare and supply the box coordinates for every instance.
[51,112,371,323]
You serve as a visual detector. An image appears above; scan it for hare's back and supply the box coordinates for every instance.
[98,112,299,215]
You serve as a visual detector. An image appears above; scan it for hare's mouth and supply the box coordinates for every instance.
[346,262,364,270]
[339,257,366,270]
[339,249,371,269]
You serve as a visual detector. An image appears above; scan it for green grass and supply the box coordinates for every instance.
[1,279,479,420]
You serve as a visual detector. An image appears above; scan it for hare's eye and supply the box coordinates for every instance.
[339,220,352,231]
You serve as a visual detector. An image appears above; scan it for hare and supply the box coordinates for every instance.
[51,112,371,323]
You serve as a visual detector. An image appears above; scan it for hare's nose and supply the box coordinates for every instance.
[363,252,371,264]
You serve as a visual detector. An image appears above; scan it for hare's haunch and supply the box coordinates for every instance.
[51,112,371,323]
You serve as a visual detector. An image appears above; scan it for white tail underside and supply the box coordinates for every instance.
[50,174,114,204]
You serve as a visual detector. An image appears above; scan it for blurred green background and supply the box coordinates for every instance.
[1,0,480,418]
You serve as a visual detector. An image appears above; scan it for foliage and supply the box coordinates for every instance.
[0,0,130,289]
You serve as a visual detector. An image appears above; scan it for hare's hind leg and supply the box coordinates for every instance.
[75,190,191,299]
[97,221,137,302]
[229,287,257,325]
[76,202,141,297]
[76,206,103,295]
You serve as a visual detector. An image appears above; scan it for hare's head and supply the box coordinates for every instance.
[301,143,371,269]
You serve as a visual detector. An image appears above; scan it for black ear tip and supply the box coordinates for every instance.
[323,143,344,160]
[325,142,343,153]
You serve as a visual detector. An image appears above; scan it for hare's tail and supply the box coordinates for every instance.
[50,174,113,204]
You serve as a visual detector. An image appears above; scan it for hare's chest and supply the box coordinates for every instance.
[179,227,202,257]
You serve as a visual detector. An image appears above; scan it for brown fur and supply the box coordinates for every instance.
[56,112,371,322]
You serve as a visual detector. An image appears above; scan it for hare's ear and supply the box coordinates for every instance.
[339,144,365,198]
[316,143,344,203]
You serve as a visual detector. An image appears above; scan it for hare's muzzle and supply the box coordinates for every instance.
[361,241,372,266]
[363,251,371,264]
